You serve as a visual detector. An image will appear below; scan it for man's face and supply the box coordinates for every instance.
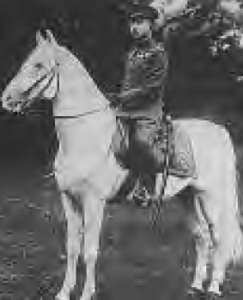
[129,17,152,39]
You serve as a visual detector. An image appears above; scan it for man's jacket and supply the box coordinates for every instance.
[118,39,168,119]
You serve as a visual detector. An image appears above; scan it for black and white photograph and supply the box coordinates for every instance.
[0,0,243,299]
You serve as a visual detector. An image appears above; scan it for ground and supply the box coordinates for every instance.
[0,175,66,300]
[0,174,242,300]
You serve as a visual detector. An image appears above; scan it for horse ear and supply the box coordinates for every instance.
[36,31,45,45]
[45,29,58,45]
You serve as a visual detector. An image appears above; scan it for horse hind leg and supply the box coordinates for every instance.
[206,207,231,296]
[208,241,229,296]
[56,191,84,300]
[208,201,243,296]
[80,192,105,300]
[194,189,242,298]
[208,159,243,295]
[190,193,214,294]
[206,126,243,297]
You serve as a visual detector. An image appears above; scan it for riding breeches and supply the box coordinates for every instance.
[130,114,169,174]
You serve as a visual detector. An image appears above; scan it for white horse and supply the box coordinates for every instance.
[1,30,242,300]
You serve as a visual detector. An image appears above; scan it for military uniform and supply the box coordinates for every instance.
[112,3,170,203]
[117,39,169,174]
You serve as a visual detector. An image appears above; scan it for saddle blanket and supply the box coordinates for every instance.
[169,123,196,178]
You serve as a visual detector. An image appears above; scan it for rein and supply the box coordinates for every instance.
[53,105,110,120]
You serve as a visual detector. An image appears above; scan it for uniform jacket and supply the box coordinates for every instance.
[118,39,168,119]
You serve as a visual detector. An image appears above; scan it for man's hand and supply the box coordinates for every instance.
[119,87,144,99]
[107,80,162,108]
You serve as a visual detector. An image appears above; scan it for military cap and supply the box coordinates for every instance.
[126,2,159,22]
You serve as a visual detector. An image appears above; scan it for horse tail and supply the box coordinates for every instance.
[221,129,243,263]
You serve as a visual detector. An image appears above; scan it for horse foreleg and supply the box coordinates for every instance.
[80,193,105,300]
[56,191,84,300]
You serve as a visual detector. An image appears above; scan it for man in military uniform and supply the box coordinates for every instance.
[115,3,169,204]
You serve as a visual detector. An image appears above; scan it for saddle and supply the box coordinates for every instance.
[112,117,196,179]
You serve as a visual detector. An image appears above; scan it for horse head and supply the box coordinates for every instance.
[1,28,110,118]
[1,30,59,113]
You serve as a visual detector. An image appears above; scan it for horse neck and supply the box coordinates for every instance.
[53,48,116,154]
[54,48,109,116]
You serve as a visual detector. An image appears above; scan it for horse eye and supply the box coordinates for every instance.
[35,63,43,70]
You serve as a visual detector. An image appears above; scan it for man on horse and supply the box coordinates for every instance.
[113,2,170,205]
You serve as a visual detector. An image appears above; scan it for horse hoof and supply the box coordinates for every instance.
[186,288,206,300]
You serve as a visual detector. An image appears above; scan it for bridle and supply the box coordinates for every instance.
[12,62,110,119]
[21,65,58,111]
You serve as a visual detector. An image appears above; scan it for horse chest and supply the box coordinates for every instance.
[53,125,109,189]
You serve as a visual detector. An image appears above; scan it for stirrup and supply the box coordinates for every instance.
[133,186,156,207]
